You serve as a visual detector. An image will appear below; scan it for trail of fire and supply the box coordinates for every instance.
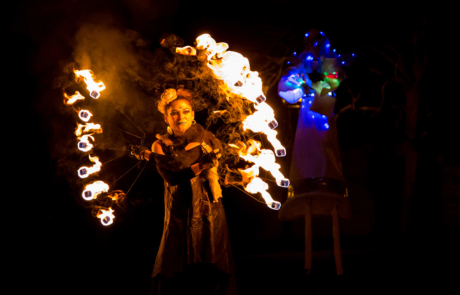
[78,154,102,178]
[97,207,115,226]
[64,91,85,105]
[74,69,106,99]
[82,180,109,201]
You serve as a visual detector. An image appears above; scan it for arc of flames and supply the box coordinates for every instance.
[74,70,106,99]
[75,123,102,138]
[177,34,288,210]
[190,34,286,156]
[97,208,115,226]
[82,180,109,201]
[64,91,85,105]
[78,155,102,178]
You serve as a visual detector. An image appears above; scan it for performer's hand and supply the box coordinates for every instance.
[129,145,149,161]
[198,149,220,170]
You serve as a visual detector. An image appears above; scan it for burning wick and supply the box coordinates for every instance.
[78,110,93,122]
[246,177,281,210]
[74,70,106,99]
[97,208,115,226]
[64,91,85,105]
[78,155,102,178]
[82,180,109,200]
[78,135,94,152]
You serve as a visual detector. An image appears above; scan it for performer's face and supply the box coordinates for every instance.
[164,99,195,136]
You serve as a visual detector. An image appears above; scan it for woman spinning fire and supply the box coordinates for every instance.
[130,88,236,295]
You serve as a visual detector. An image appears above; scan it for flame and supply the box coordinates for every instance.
[82,180,109,200]
[74,70,106,99]
[64,91,85,105]
[78,155,102,178]
[246,177,281,210]
[176,46,197,56]
[78,109,93,122]
[77,135,94,152]
[236,140,289,188]
[97,208,115,226]
[194,34,285,156]
[180,34,289,210]
[75,123,102,137]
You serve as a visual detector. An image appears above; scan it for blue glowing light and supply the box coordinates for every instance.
[312,115,315,118]
[309,101,312,104]
[293,52,297,56]
[326,43,330,48]
[324,123,329,129]
[333,49,336,52]
[320,31,325,36]
[322,115,326,118]
[341,61,345,65]
[313,41,318,47]
[338,54,341,57]
[352,53,355,56]
[287,61,290,64]
[328,92,332,96]
[305,33,309,37]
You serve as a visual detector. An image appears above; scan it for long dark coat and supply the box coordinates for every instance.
[151,123,236,294]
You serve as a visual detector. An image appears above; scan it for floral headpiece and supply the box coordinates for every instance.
[158,88,178,114]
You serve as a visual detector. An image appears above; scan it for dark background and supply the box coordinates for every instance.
[9,1,458,294]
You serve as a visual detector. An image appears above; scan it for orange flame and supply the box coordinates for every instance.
[97,208,115,226]
[82,180,109,200]
[246,177,281,210]
[74,70,106,99]
[78,155,102,178]
[75,123,102,137]
[64,91,85,105]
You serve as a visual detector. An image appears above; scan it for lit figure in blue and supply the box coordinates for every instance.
[278,30,353,275]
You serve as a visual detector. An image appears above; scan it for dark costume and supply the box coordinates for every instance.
[150,123,236,295]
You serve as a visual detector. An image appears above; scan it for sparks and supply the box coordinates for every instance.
[77,135,94,152]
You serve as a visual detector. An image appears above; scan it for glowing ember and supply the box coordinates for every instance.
[64,91,85,105]
[78,109,93,122]
[77,135,94,152]
[97,208,115,226]
[82,180,109,201]
[75,123,102,137]
[78,155,102,178]
[74,70,106,99]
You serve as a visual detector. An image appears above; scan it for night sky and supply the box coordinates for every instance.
[10,1,457,294]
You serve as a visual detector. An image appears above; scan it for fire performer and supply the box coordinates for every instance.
[130,88,236,294]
